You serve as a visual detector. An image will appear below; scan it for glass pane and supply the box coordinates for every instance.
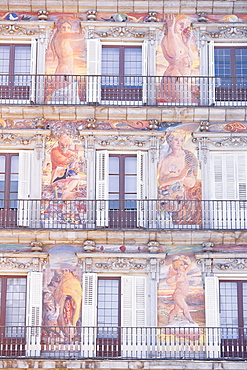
[0,46,10,74]
[0,156,6,172]
[109,157,119,174]
[109,175,119,192]
[125,176,137,193]
[5,277,26,337]
[215,49,231,77]
[125,157,137,174]
[102,48,119,76]
[11,156,19,173]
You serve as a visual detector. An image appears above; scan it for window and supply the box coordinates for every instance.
[96,151,146,228]
[0,44,31,100]
[0,276,27,356]
[220,280,247,357]
[101,46,142,101]
[214,47,247,102]
[82,273,147,358]
[97,277,121,357]
[0,153,19,227]
[210,152,247,229]
[109,154,137,228]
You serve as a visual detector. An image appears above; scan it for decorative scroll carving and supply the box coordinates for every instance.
[0,24,46,36]
[0,256,47,271]
[196,136,247,148]
[95,257,146,270]
[200,26,247,41]
[95,135,149,147]
[215,258,247,271]
[88,26,153,39]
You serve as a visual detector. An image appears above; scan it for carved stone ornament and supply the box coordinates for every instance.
[95,257,146,270]
[149,119,159,130]
[86,118,97,129]
[202,241,214,252]
[83,239,97,252]
[199,120,209,132]
[88,26,154,39]
[148,240,160,253]
[0,23,46,36]
[37,9,49,21]
[95,135,149,147]
[200,26,247,41]
[147,12,158,22]
[215,258,247,271]
[0,256,47,271]
[30,241,43,252]
[87,10,97,21]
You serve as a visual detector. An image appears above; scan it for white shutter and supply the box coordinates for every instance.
[30,38,37,102]
[137,151,147,227]
[142,40,148,104]
[18,151,31,226]
[121,276,147,356]
[26,271,43,357]
[96,150,109,227]
[205,276,220,358]
[86,38,101,103]
[81,273,97,357]
[208,41,215,105]
[121,275,146,327]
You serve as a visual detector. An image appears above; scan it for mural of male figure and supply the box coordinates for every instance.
[166,255,195,324]
[54,266,82,342]
[50,134,80,200]
[160,14,196,103]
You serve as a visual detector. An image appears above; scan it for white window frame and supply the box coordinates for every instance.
[95,150,147,228]
[208,41,247,107]
[86,39,148,105]
[0,39,37,104]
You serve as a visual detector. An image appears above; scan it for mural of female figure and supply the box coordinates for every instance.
[166,255,195,324]
[160,14,195,103]
[50,18,84,75]
[158,128,197,203]
[47,18,85,103]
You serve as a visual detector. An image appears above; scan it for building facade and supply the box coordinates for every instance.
[0,1,247,369]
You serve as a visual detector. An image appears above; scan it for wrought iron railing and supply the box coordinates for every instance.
[0,325,246,359]
[0,74,247,106]
[0,199,247,230]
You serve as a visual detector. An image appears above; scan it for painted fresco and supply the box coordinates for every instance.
[42,245,82,344]
[157,15,199,104]
[158,246,204,353]
[157,123,202,226]
[1,11,247,23]
[41,130,87,227]
[45,17,86,103]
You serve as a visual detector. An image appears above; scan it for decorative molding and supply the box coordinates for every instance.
[88,26,155,39]
[215,259,247,271]
[95,134,150,147]
[95,257,146,270]
[147,240,160,253]
[200,26,247,41]
[83,239,97,252]
[194,136,247,148]
[0,256,47,271]
[0,23,47,36]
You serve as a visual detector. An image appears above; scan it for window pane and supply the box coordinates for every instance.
[125,157,137,174]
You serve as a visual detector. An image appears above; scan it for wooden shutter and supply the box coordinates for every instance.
[86,38,101,103]
[121,276,147,356]
[137,151,147,227]
[18,151,31,226]
[26,271,43,356]
[30,39,37,102]
[121,275,146,327]
[142,40,148,104]
[81,273,97,357]
[205,276,220,358]
[96,150,109,227]
[208,41,215,105]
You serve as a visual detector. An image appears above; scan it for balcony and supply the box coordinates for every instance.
[0,75,247,106]
[1,199,247,230]
[0,325,246,360]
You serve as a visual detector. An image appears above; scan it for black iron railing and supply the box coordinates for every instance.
[0,74,247,106]
[0,199,247,230]
[0,325,246,359]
